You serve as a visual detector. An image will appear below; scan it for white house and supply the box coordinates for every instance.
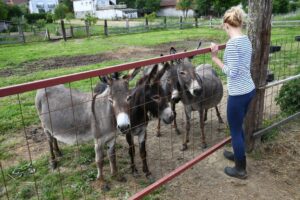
[29,0,59,13]
[73,0,138,19]
[157,0,194,17]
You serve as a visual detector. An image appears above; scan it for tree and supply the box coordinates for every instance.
[245,0,272,151]
[7,5,23,19]
[194,0,212,17]
[54,3,69,20]
[136,0,160,15]
[0,1,8,20]
[176,0,193,18]
[62,0,73,13]
[273,0,289,14]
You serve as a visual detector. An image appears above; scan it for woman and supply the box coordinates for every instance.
[210,6,255,179]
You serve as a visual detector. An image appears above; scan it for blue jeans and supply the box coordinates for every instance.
[227,89,255,161]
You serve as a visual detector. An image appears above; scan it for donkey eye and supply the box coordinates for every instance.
[180,71,186,75]
[152,95,160,101]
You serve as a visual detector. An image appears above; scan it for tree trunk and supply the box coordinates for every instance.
[245,0,273,152]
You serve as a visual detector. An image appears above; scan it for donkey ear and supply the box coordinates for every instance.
[170,47,177,54]
[99,76,108,84]
[154,62,170,82]
[147,64,159,84]
[124,67,141,81]
[111,72,119,80]
[197,41,202,49]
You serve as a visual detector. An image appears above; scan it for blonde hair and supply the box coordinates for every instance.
[223,6,246,28]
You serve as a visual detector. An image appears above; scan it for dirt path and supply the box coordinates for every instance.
[155,118,300,200]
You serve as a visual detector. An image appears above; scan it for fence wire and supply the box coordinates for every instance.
[0,39,299,199]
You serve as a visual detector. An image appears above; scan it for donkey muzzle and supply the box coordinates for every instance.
[116,113,130,133]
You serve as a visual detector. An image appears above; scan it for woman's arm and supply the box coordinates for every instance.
[211,42,240,78]
[211,43,224,69]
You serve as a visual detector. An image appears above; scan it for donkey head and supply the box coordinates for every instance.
[98,69,139,133]
[136,63,174,124]
[177,60,203,97]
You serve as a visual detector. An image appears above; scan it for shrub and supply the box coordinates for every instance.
[36,19,46,28]
[145,12,156,22]
[46,12,54,23]
[275,78,300,115]
[25,13,47,24]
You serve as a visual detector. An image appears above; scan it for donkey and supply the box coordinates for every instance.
[127,63,174,180]
[175,60,224,150]
[94,64,174,180]
[35,72,137,191]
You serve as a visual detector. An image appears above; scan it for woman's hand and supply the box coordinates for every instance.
[210,43,219,59]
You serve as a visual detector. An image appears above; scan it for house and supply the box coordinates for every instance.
[73,0,138,19]
[29,0,59,13]
[157,0,194,17]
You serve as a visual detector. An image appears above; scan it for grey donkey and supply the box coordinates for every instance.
[174,60,224,150]
[35,71,138,191]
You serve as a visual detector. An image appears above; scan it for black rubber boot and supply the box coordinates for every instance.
[224,157,247,179]
[223,150,234,161]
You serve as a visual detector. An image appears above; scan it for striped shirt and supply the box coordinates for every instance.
[223,35,255,96]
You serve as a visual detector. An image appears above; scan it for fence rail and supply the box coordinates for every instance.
[1,19,300,45]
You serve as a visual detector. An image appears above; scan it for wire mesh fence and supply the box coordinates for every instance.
[0,40,299,199]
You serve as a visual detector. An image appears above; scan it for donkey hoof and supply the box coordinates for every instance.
[175,129,181,135]
[50,160,58,170]
[116,175,127,183]
[55,151,63,157]
[156,132,161,137]
[180,144,188,151]
[201,143,208,149]
[146,174,155,184]
[133,170,140,178]
[101,183,110,192]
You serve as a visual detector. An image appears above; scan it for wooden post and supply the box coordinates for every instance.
[164,16,167,29]
[60,19,67,41]
[180,16,183,29]
[104,19,108,36]
[126,18,129,32]
[209,16,212,28]
[145,17,149,30]
[70,26,74,38]
[46,28,50,40]
[18,22,25,43]
[195,17,198,28]
[245,0,273,152]
[85,20,90,37]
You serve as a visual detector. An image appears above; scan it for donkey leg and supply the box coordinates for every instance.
[45,130,57,169]
[215,106,224,124]
[156,119,161,137]
[204,109,208,122]
[181,108,191,151]
[107,139,126,182]
[199,110,207,149]
[95,139,110,191]
[53,138,62,157]
[172,102,180,135]
[126,133,138,177]
[138,131,152,180]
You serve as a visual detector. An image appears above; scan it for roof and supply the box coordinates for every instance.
[160,0,177,7]
[5,0,27,5]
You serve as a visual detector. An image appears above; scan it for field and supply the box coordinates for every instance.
[0,26,300,199]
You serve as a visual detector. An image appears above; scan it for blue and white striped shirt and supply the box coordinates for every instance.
[223,35,255,96]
